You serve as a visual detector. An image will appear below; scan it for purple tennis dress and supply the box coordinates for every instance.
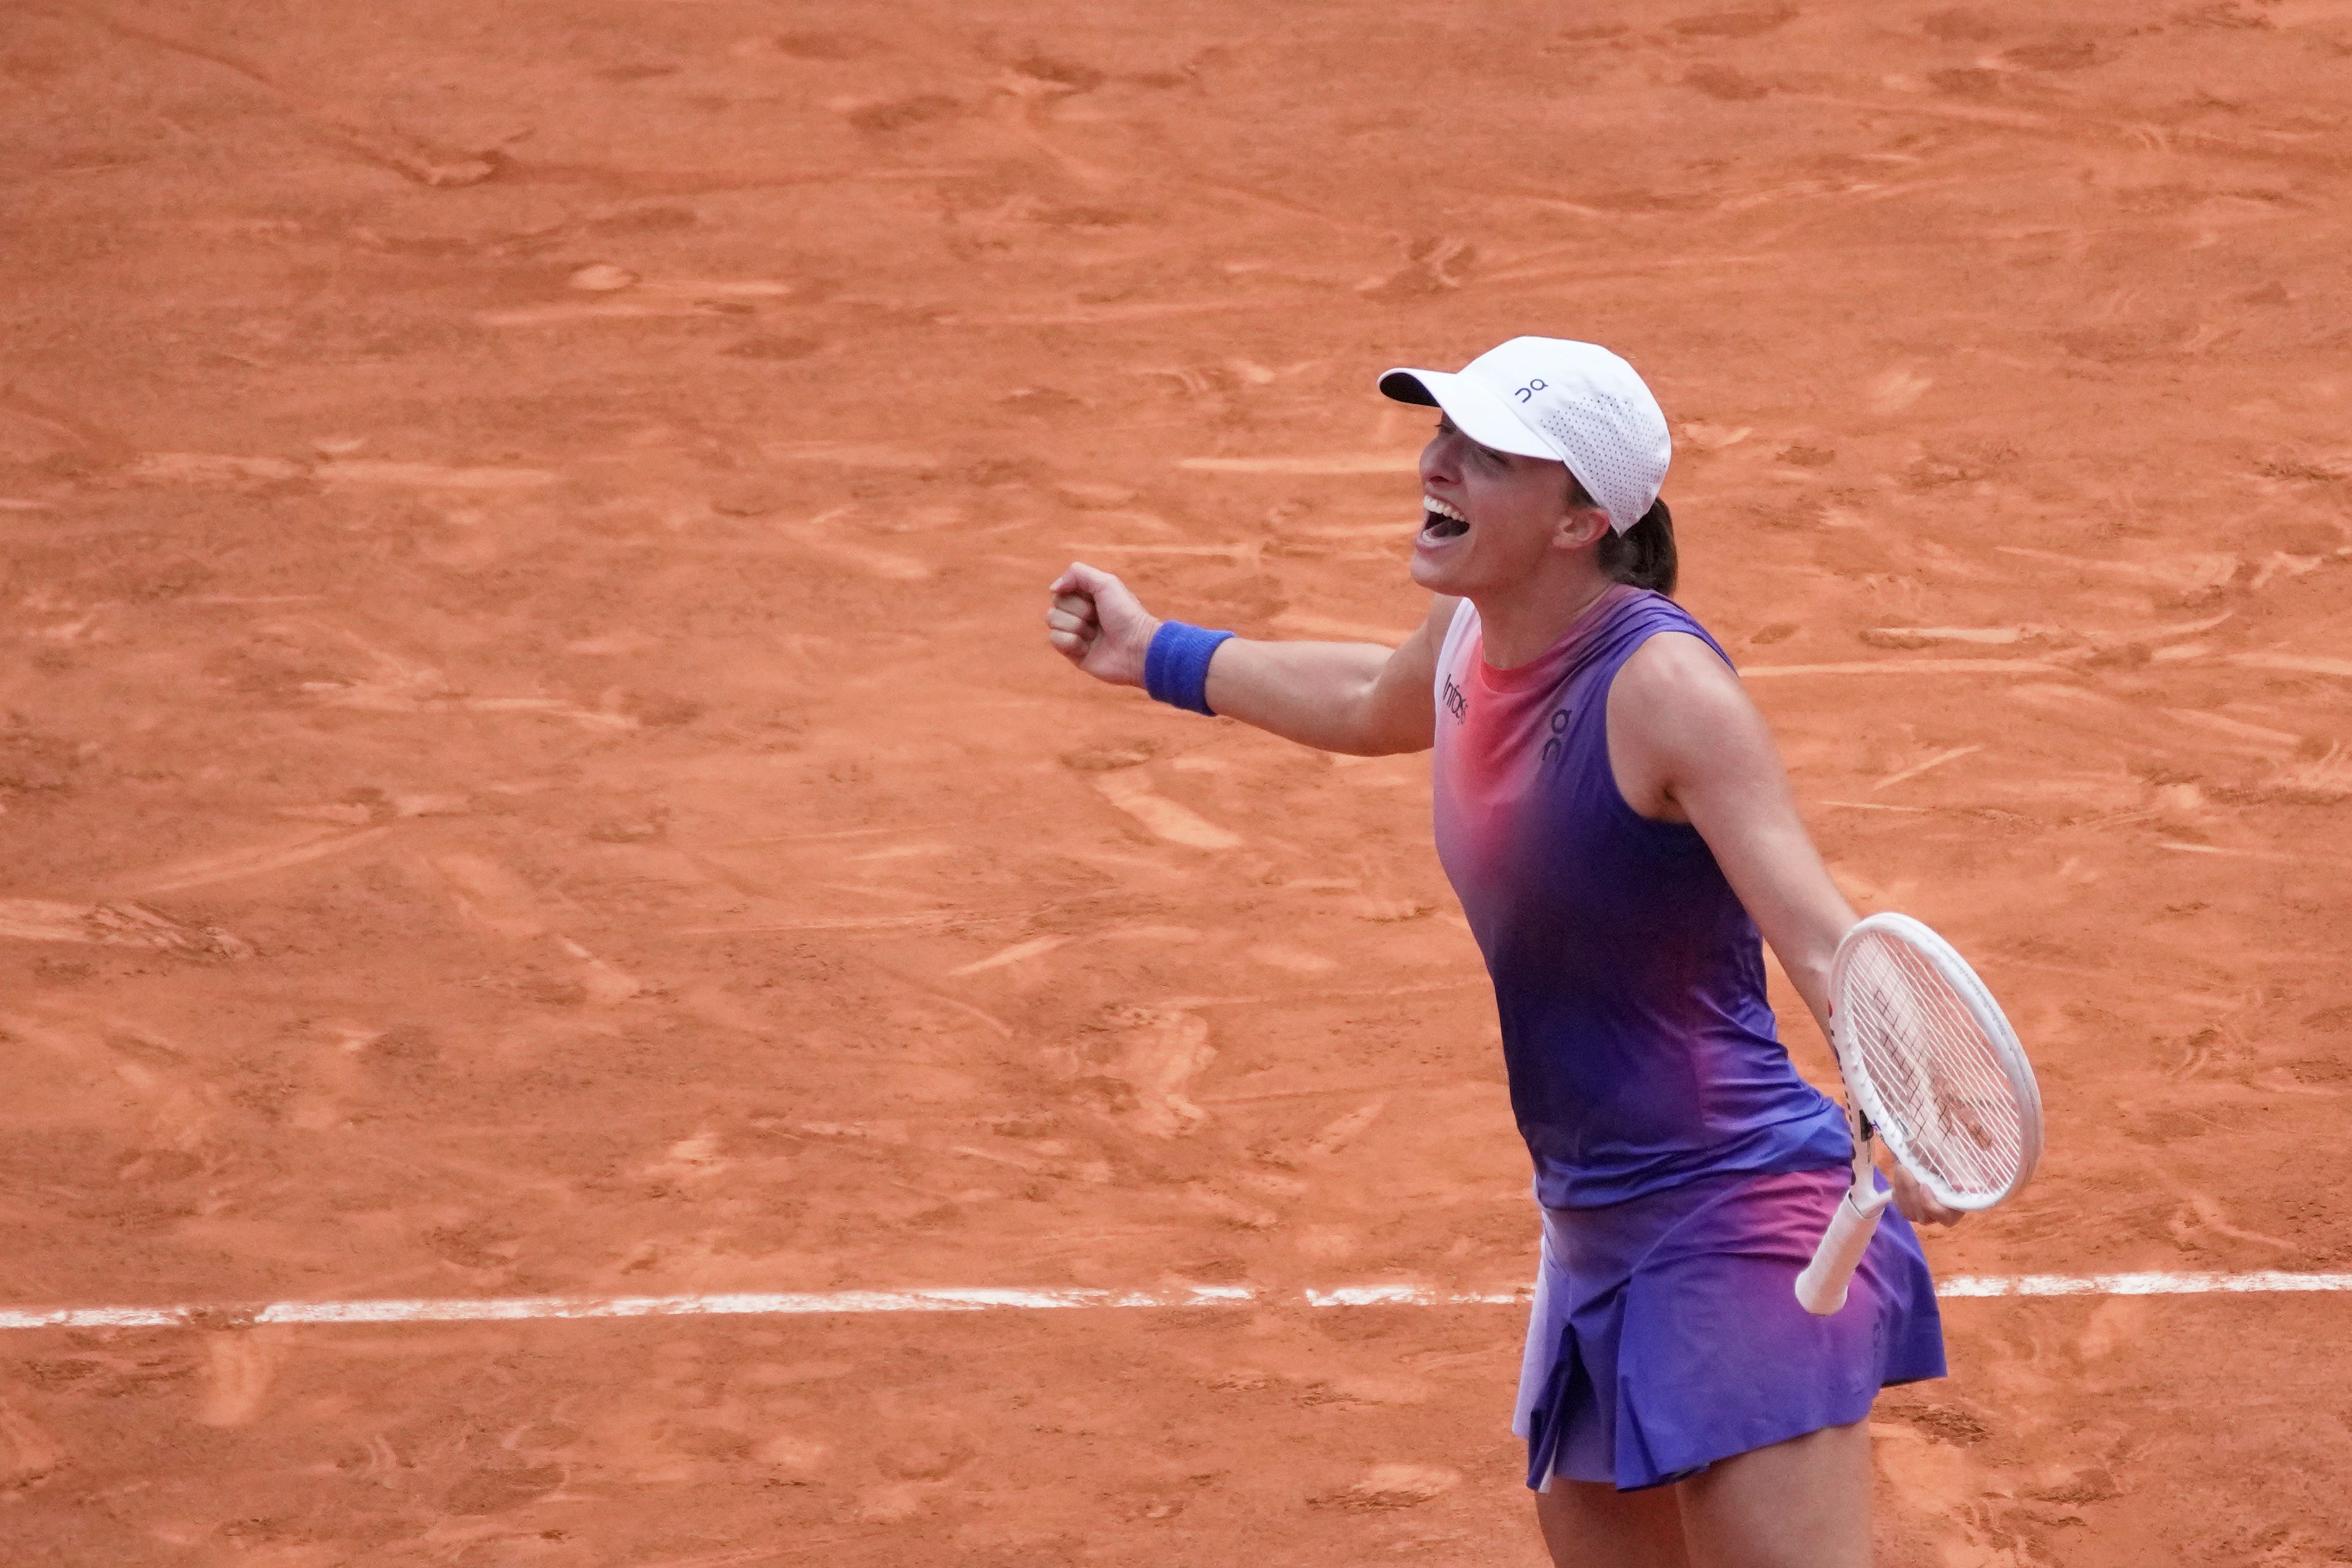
[1431,587,1945,1493]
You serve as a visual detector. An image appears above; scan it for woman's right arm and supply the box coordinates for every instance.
[1047,562,1451,757]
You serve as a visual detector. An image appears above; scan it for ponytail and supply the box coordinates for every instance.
[1597,498,1677,597]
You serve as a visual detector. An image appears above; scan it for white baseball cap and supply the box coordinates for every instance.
[1378,337,1672,534]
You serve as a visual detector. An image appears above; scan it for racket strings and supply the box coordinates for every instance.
[1842,934,2024,1200]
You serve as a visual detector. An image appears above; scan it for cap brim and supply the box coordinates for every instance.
[1377,368,1561,462]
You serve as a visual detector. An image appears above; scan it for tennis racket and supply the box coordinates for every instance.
[1795,912,2045,1316]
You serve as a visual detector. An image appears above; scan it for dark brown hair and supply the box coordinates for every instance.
[1569,473,1678,597]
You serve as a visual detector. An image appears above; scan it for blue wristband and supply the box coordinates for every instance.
[1144,621,1235,716]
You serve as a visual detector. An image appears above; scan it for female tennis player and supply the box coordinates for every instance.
[1046,337,1958,1567]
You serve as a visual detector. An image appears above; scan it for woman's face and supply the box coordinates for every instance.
[1409,417,1604,596]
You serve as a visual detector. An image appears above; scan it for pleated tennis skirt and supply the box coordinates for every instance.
[1512,1163,1946,1493]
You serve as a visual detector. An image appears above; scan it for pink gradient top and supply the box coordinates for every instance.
[1431,589,1850,1208]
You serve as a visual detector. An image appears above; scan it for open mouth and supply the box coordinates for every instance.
[1420,496,1470,541]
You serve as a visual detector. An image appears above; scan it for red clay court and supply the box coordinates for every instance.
[4,1,2350,1563]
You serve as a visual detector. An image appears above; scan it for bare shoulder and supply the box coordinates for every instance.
[1613,630,1749,717]
[1390,593,1465,666]
[1415,593,1465,644]
[1608,630,1775,813]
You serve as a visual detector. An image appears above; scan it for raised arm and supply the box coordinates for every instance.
[1047,562,1452,756]
[1606,631,1961,1226]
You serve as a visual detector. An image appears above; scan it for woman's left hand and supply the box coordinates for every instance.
[1888,1164,1964,1227]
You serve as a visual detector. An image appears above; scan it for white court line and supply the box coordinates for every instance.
[0,1286,1256,1332]
[1935,1271,2352,1298]
[4,1273,2349,1332]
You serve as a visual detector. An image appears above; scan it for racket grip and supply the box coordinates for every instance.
[1794,1180,1895,1316]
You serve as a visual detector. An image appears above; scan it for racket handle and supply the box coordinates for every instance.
[1795,1180,1894,1316]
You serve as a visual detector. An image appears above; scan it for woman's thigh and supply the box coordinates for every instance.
[1674,1419,1872,1568]
[1533,1479,1688,1568]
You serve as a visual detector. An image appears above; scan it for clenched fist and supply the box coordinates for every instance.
[1047,562,1162,688]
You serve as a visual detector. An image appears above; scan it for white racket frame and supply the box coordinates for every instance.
[1795,913,2043,1316]
[1830,911,2043,1212]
